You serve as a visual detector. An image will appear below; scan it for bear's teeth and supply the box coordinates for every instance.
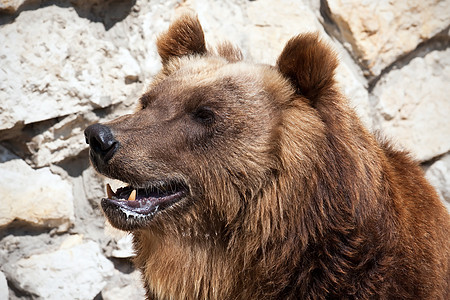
[128,190,136,201]
[106,183,116,199]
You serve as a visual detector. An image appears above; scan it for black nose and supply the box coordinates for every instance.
[84,123,119,162]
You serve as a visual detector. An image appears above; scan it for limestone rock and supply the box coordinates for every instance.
[326,0,450,76]
[0,271,8,300]
[111,233,135,258]
[0,146,74,229]
[101,267,146,300]
[178,0,324,65]
[59,234,84,249]
[246,0,324,64]
[82,165,109,207]
[3,240,114,300]
[102,276,146,300]
[101,0,176,83]
[247,0,326,65]
[24,112,99,167]
[426,154,450,212]
[0,5,141,131]
[174,0,248,61]
[371,49,450,162]
[179,0,323,65]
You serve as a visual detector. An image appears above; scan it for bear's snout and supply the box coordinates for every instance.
[84,123,119,164]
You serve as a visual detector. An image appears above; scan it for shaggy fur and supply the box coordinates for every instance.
[86,14,450,299]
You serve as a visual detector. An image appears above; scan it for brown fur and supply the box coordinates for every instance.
[87,14,450,299]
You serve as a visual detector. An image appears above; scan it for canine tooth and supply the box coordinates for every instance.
[128,190,136,201]
[106,184,115,199]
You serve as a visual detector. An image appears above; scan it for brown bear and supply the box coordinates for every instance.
[84,14,450,299]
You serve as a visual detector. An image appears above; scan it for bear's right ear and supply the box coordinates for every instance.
[156,14,207,65]
[276,33,338,105]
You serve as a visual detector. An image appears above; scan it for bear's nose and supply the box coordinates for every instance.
[84,123,119,162]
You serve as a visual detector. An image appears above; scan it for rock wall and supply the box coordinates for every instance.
[0,0,449,299]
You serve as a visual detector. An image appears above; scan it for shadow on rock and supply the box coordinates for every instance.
[0,0,136,30]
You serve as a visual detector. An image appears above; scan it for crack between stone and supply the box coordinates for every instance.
[318,0,372,78]
[368,26,450,92]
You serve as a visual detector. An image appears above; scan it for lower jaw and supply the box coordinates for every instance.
[101,199,151,231]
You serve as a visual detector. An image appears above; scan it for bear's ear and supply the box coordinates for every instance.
[276,33,338,105]
[216,41,243,62]
[156,14,207,65]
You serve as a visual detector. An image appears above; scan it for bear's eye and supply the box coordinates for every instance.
[192,106,215,125]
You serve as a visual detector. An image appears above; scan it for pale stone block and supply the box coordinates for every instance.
[0,146,74,229]
[371,49,450,161]
[3,241,114,300]
[326,0,450,76]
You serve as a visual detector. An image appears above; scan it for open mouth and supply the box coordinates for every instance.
[101,180,189,229]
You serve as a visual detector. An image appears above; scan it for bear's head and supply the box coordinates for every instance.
[85,14,346,244]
